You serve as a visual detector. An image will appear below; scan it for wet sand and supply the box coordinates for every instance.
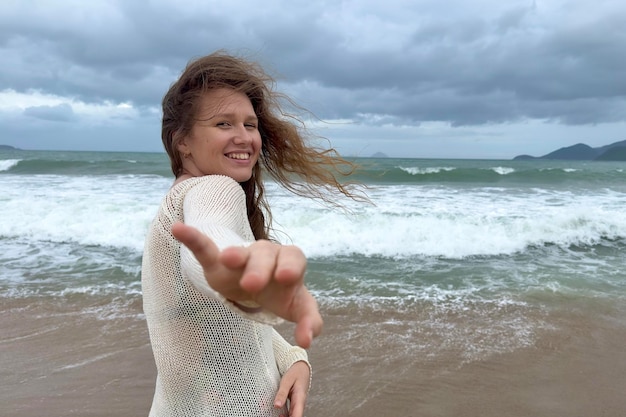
[2,298,625,417]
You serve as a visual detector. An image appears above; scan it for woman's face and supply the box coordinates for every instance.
[177,88,262,182]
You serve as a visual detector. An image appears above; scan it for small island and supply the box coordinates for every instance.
[371,152,388,158]
[0,144,21,150]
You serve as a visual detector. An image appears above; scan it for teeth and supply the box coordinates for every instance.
[227,153,250,160]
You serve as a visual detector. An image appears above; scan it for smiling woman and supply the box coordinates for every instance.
[141,50,365,417]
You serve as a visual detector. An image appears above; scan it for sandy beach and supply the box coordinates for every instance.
[2,298,625,417]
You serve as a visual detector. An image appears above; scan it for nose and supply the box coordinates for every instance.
[233,124,253,144]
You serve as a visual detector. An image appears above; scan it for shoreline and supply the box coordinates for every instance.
[2,300,625,417]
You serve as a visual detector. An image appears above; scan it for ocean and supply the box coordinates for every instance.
[2,149,626,416]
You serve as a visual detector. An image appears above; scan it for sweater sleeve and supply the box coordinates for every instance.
[272,328,311,389]
[178,175,282,325]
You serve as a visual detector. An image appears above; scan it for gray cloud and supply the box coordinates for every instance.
[1,0,625,157]
[23,103,75,122]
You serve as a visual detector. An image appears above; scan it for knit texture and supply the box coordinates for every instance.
[142,175,309,417]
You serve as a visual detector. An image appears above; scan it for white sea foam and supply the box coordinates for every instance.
[399,166,456,175]
[268,183,626,259]
[0,159,20,171]
[2,175,625,262]
[490,166,515,175]
[0,174,170,253]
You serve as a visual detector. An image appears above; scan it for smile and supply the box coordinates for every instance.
[226,153,250,160]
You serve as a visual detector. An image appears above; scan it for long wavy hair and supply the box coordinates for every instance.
[162,50,364,240]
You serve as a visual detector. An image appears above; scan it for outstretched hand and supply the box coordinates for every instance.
[171,222,323,348]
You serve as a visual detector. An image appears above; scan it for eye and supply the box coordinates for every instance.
[216,121,231,127]
[244,122,257,129]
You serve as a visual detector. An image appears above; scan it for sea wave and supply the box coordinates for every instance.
[354,164,626,185]
[398,166,457,175]
[0,156,170,177]
[269,183,626,259]
[4,152,626,188]
[0,159,21,171]
[2,173,625,260]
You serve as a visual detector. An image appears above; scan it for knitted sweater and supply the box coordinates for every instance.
[142,175,309,417]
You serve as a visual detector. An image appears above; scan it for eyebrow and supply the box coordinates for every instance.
[200,112,258,122]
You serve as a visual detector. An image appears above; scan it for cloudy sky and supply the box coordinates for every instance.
[1,0,625,159]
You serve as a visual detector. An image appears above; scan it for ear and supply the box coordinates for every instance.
[175,134,190,156]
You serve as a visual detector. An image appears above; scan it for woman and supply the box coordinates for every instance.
[142,51,360,417]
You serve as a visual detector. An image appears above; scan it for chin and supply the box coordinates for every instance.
[230,172,254,183]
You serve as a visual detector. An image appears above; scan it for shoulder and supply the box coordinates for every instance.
[174,175,241,192]
[173,174,242,191]
[159,175,245,217]
[168,175,243,201]
[179,175,244,202]
[178,175,254,240]
[173,175,247,220]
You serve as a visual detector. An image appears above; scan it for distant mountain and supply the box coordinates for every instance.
[0,144,20,150]
[513,140,626,161]
[595,146,626,161]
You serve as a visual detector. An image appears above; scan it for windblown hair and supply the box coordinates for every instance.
[162,50,364,240]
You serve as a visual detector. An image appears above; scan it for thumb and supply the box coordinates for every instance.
[273,371,294,409]
[171,222,220,268]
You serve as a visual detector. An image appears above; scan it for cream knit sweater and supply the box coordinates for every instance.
[142,175,309,417]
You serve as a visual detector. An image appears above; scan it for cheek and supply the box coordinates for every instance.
[254,134,263,151]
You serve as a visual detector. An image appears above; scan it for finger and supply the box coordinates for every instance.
[274,245,307,284]
[287,390,306,417]
[273,373,294,410]
[219,245,249,269]
[294,316,314,349]
[292,291,323,349]
[171,222,220,268]
[239,240,277,293]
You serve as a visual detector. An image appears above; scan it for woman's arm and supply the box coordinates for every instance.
[172,222,322,348]
[176,176,282,324]
[174,176,322,347]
